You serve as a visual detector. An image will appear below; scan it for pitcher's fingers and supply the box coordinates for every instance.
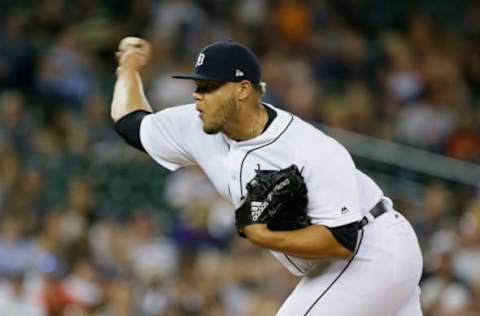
[118,37,149,52]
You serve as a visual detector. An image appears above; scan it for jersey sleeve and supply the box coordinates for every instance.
[139,105,196,171]
[302,136,363,228]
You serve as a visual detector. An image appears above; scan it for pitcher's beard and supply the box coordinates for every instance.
[201,115,225,134]
[202,97,236,135]
[203,124,222,134]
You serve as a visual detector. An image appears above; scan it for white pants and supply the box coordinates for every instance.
[276,210,423,316]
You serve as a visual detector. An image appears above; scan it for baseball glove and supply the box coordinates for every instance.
[235,164,310,237]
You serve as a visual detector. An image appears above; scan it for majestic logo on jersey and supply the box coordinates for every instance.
[195,53,205,66]
[341,206,349,214]
[235,69,244,77]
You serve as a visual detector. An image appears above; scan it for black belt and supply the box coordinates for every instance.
[359,199,389,228]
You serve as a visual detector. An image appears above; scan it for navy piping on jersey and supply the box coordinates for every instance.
[284,254,305,274]
[238,115,294,199]
[303,228,365,316]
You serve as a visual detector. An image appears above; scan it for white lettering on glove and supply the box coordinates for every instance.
[251,178,291,221]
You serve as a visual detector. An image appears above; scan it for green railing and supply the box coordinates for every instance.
[317,125,480,186]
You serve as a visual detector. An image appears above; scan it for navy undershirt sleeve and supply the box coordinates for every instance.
[327,222,359,252]
[114,110,152,152]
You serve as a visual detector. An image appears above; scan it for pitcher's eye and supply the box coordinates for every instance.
[195,81,225,94]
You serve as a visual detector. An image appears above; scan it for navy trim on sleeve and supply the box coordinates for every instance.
[114,110,152,152]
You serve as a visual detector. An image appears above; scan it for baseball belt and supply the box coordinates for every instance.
[358,199,389,228]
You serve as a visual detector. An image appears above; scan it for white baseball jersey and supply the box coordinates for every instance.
[139,103,423,315]
[140,103,383,275]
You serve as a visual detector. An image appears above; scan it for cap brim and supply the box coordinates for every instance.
[172,73,220,81]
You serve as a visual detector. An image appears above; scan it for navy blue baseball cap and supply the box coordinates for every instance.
[172,40,261,84]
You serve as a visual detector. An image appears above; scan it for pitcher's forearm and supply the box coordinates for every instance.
[244,224,353,260]
[111,67,153,122]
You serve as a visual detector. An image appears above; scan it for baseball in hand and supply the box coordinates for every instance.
[116,37,151,70]
[118,37,149,52]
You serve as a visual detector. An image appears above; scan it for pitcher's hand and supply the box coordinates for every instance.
[116,37,151,72]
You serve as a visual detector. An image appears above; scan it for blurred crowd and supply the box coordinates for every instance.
[0,0,480,315]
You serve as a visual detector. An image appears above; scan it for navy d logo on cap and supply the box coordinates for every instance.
[173,40,261,84]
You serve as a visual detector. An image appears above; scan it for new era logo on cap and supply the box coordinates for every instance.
[172,40,261,83]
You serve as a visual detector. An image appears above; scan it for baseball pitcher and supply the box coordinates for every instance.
[111,37,423,315]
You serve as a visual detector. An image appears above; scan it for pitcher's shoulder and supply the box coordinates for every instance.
[146,103,201,127]
[150,103,197,117]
